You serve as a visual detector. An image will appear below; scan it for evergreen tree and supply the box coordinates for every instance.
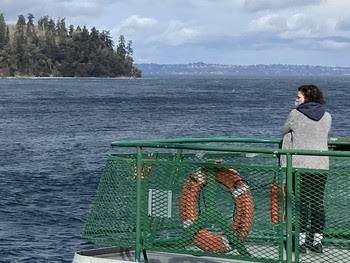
[79,26,90,64]
[68,25,74,37]
[0,13,7,48]
[126,40,133,58]
[116,35,127,76]
[100,30,113,50]
[14,15,28,74]
[56,17,68,66]
[0,24,12,76]
[116,35,126,59]
[25,14,40,75]
[125,40,134,74]
[56,18,67,39]
[5,26,10,45]
[26,14,35,38]
[89,27,99,49]
[44,18,58,60]
[81,26,89,42]
[15,15,26,45]
[0,14,9,76]
[38,16,49,32]
[48,18,55,32]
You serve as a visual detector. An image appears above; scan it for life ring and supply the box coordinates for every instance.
[133,163,153,180]
[269,182,286,224]
[270,183,279,224]
[179,168,254,252]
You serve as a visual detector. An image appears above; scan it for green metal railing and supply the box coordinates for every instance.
[82,137,350,263]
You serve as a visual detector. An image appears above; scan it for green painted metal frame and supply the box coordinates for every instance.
[135,147,143,262]
[145,149,183,249]
[111,137,350,263]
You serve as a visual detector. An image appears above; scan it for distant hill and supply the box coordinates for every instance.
[135,62,350,76]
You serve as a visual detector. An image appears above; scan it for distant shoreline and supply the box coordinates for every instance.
[135,63,350,76]
[1,76,140,80]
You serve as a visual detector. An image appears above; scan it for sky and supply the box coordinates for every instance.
[2,0,350,66]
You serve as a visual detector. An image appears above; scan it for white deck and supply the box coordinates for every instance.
[72,247,258,263]
[72,245,349,263]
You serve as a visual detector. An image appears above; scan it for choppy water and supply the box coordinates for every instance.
[1,76,349,262]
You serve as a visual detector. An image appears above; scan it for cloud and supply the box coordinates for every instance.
[1,0,119,24]
[119,15,157,29]
[147,20,202,46]
[249,14,287,32]
[336,17,350,31]
[112,15,158,41]
[53,0,123,17]
[245,11,350,53]
[320,39,349,49]
[287,13,312,31]
[243,0,324,12]
[140,0,236,9]
[282,13,324,39]
[250,13,329,40]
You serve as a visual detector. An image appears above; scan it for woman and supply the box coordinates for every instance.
[281,84,332,253]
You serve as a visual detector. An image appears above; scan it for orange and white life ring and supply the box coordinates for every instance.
[179,168,254,252]
[270,182,286,224]
[133,163,153,180]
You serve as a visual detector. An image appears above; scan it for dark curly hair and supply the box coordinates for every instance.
[298,84,325,105]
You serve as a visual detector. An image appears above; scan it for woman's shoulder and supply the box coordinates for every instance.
[285,109,300,123]
[324,111,332,121]
[325,111,331,117]
[288,109,301,118]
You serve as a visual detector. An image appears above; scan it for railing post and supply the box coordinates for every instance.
[294,171,301,262]
[135,146,143,262]
[286,153,293,263]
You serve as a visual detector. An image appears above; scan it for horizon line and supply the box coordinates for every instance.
[135,62,350,68]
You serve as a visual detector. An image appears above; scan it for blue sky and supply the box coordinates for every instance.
[2,0,350,66]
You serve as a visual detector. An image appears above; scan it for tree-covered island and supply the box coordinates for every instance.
[0,13,142,78]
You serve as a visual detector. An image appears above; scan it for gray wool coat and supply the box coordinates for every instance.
[280,109,332,169]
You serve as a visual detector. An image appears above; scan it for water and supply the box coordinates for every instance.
[1,76,349,262]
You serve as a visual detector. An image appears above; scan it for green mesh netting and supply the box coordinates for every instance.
[82,152,350,263]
